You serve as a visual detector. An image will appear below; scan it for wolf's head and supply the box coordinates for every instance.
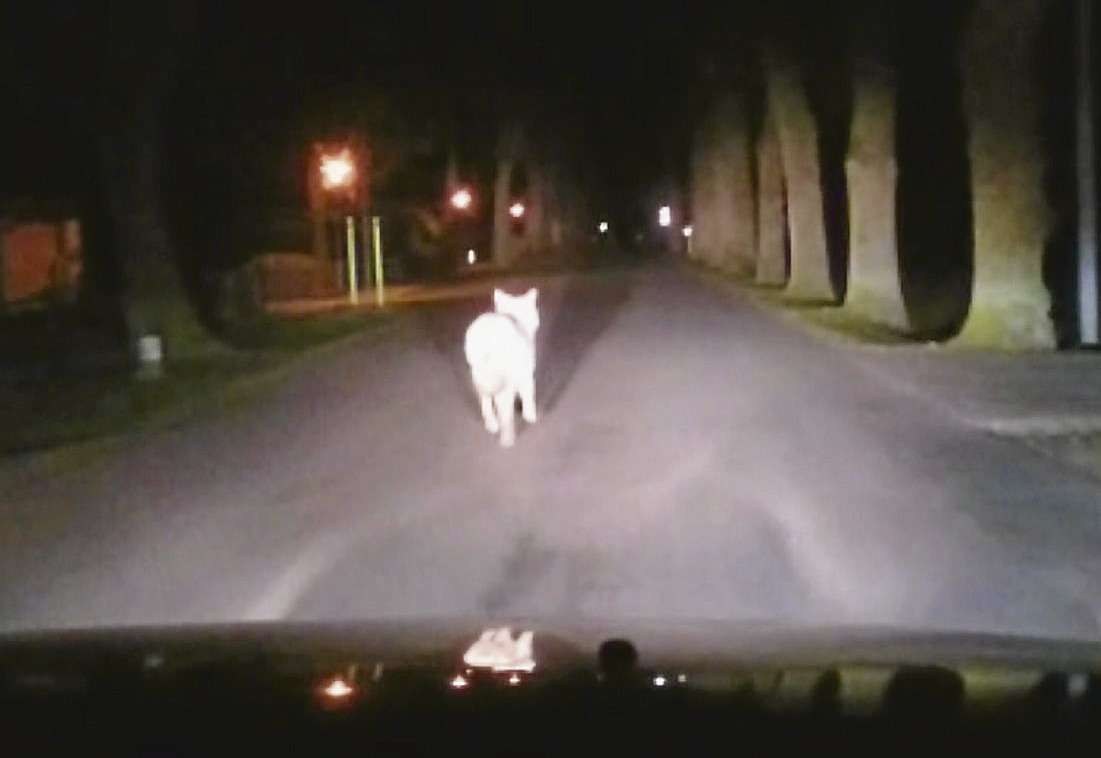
[493,288,540,337]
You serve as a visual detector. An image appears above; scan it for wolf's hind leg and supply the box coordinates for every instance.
[519,374,537,424]
[480,393,499,434]
[494,390,516,447]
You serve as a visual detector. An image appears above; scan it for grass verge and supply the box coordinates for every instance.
[1018,432,1101,482]
[0,310,397,459]
[687,264,921,347]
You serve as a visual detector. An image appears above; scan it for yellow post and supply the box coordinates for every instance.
[345,215,358,305]
[372,216,384,307]
[362,213,373,287]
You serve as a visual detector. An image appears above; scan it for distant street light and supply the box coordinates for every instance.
[509,201,526,219]
[598,221,609,234]
[450,187,473,210]
[658,205,672,228]
[467,248,477,264]
[320,149,356,190]
[682,225,693,238]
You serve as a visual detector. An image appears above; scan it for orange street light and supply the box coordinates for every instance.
[320,149,356,190]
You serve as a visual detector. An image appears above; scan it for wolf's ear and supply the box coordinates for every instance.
[526,288,538,302]
[493,288,506,307]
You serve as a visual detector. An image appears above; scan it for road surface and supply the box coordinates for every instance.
[3,264,1101,639]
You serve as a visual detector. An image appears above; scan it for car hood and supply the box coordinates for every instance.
[2,618,1099,672]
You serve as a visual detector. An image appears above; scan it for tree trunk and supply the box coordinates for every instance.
[698,109,725,268]
[843,6,909,330]
[954,0,1056,348]
[525,160,549,259]
[99,6,218,365]
[101,100,216,364]
[1077,0,1098,344]
[492,155,514,266]
[756,109,788,285]
[766,48,836,301]
[689,121,709,262]
[712,93,757,277]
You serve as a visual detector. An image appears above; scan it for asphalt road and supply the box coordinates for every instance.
[3,264,1101,639]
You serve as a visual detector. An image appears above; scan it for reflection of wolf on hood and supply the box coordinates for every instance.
[464,288,540,448]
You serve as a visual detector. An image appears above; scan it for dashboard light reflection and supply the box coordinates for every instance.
[322,676,355,699]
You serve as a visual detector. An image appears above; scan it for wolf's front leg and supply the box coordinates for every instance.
[519,374,537,424]
[480,393,500,434]
[493,390,516,447]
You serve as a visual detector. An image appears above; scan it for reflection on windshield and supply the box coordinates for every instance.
[463,628,536,673]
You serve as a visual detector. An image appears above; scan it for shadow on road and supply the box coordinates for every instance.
[415,295,490,419]
[537,274,631,414]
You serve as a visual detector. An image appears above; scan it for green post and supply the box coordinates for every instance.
[372,215,384,307]
[345,215,358,305]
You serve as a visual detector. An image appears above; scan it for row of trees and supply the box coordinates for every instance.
[690,0,1077,348]
[490,119,593,268]
[81,7,511,365]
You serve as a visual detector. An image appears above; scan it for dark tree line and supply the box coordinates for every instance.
[689,0,1084,348]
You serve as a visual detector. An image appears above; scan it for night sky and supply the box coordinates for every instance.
[1,2,716,226]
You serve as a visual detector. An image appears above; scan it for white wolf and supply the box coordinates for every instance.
[464,288,540,447]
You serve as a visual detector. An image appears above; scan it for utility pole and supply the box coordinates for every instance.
[1078,0,1098,344]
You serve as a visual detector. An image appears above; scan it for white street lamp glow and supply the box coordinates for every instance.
[509,202,525,219]
[598,221,609,234]
[450,188,473,210]
[658,206,672,227]
[682,225,693,238]
[467,249,476,264]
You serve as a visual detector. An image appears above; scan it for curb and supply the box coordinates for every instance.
[973,414,1101,437]
[686,263,1101,441]
[684,263,925,353]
